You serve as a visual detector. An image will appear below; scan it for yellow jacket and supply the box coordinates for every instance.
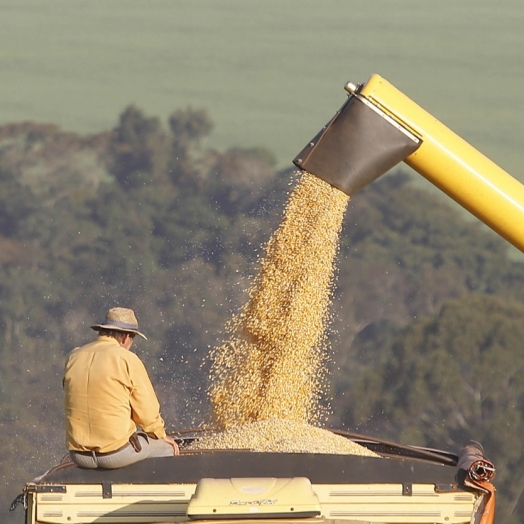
[63,335,167,453]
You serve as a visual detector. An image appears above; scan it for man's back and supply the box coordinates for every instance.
[64,335,162,453]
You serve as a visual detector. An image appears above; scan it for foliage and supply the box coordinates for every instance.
[1,109,524,523]
[333,294,524,523]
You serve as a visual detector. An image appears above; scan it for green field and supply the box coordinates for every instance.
[1,0,523,178]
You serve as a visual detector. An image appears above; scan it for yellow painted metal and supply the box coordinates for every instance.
[187,477,320,518]
[358,74,524,253]
[29,481,478,524]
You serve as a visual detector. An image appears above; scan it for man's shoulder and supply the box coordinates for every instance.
[66,337,124,358]
[65,338,146,369]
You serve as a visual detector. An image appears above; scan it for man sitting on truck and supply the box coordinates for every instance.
[63,307,179,468]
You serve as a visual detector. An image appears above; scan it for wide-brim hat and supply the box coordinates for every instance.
[91,307,147,340]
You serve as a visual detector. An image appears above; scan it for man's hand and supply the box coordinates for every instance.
[164,435,180,456]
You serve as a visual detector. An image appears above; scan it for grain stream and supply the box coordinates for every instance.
[207,172,349,430]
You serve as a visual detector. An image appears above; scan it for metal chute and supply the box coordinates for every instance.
[293,74,524,253]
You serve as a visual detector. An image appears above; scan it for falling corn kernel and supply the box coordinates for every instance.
[207,172,350,429]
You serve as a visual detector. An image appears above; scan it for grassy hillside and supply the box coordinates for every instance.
[1,0,523,176]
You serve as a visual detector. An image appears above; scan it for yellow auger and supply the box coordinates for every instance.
[294,74,524,253]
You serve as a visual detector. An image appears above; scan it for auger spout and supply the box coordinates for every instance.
[293,82,421,195]
[293,74,524,254]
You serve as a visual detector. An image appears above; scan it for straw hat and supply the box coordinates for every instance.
[91,307,147,340]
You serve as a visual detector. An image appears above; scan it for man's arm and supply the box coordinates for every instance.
[127,354,168,439]
[163,435,180,455]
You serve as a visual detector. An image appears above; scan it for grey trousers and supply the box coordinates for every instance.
[70,434,174,469]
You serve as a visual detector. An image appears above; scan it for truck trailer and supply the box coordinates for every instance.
[17,431,495,524]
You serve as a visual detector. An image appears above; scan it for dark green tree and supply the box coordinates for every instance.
[335,294,524,524]
[168,107,214,185]
[0,167,35,237]
[112,105,171,189]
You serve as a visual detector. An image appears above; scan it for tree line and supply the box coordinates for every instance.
[1,106,524,523]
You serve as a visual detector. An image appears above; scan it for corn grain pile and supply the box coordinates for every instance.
[207,172,350,430]
[186,419,379,457]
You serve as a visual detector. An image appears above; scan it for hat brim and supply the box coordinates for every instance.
[91,324,147,340]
